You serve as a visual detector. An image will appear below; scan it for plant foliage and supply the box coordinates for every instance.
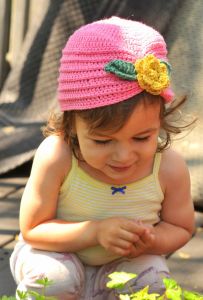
[106,272,203,300]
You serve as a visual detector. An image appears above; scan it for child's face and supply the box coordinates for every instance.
[75,101,161,183]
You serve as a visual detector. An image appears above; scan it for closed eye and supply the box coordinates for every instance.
[93,139,111,145]
[133,136,150,141]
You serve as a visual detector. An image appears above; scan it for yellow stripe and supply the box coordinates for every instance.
[58,153,164,225]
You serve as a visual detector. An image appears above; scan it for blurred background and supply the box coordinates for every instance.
[0,0,203,210]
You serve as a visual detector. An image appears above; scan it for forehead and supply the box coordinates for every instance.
[75,101,161,135]
[114,101,161,135]
[130,100,161,125]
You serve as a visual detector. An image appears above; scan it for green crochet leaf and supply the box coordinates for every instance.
[160,60,172,76]
[104,59,137,80]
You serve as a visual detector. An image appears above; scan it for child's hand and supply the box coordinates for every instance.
[96,217,146,256]
[127,224,155,258]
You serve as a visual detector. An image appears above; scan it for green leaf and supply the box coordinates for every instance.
[105,60,137,80]
[165,286,182,300]
[119,295,131,300]
[163,278,182,300]
[163,278,179,289]
[36,277,53,287]
[106,271,137,289]
[130,286,160,300]
[183,290,203,300]
[28,291,45,300]
[160,60,172,76]
[157,295,165,300]
[16,290,28,300]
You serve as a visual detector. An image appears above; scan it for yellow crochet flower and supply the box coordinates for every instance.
[135,54,170,95]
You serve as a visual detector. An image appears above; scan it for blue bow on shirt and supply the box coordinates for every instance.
[111,186,127,195]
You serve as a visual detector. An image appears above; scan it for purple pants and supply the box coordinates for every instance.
[10,240,170,300]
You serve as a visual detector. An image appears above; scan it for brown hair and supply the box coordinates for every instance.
[43,91,195,159]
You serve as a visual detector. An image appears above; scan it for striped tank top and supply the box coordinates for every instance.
[57,152,164,265]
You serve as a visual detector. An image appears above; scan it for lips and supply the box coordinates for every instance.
[109,165,132,172]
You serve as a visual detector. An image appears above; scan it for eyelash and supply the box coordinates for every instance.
[94,139,111,145]
[133,136,150,141]
[93,136,150,145]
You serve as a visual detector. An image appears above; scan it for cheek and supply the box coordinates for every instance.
[78,141,91,158]
[79,142,108,163]
[140,139,158,157]
[148,139,159,155]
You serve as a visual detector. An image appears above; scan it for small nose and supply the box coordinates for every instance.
[112,142,135,163]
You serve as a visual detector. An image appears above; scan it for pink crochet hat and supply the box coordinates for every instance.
[58,17,174,111]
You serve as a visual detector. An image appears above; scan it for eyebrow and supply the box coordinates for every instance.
[89,127,158,138]
[133,128,159,135]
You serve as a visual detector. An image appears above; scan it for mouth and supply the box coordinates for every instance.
[108,165,132,172]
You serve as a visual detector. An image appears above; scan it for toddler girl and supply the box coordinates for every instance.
[10,17,195,299]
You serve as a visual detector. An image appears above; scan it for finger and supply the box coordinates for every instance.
[127,245,142,258]
[141,229,155,243]
[106,239,132,251]
[120,229,140,243]
[110,245,131,257]
[111,238,133,251]
[135,230,155,249]
[122,220,146,235]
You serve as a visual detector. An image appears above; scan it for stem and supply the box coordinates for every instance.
[42,285,45,298]
[126,282,134,295]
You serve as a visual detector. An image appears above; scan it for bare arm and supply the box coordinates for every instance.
[20,136,144,255]
[20,136,99,252]
[151,149,195,254]
[128,149,195,257]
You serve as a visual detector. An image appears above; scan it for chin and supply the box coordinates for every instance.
[106,169,134,183]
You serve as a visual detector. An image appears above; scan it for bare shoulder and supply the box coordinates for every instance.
[159,148,190,191]
[159,148,194,236]
[32,135,72,183]
[36,135,70,158]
